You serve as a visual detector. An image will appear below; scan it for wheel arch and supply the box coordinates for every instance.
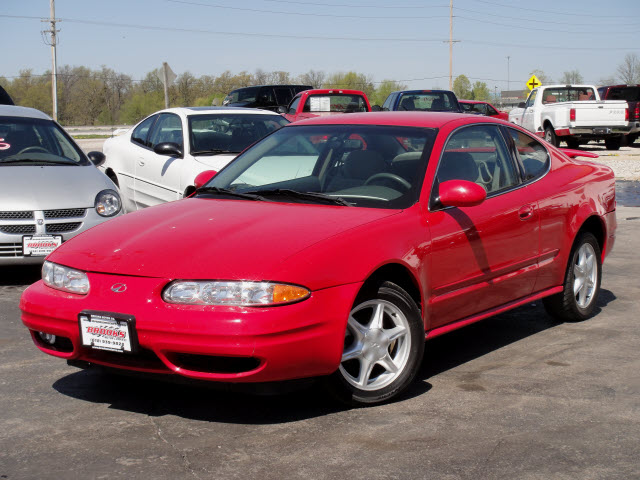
[358,263,423,327]
[104,168,119,187]
[576,214,606,259]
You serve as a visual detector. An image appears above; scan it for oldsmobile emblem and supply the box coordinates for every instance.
[111,283,127,293]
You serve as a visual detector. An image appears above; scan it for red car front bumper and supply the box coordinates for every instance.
[21,273,362,383]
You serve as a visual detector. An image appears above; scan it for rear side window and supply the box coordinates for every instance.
[507,128,550,181]
[131,115,157,147]
[437,124,518,195]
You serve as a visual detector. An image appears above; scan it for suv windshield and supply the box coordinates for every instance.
[189,114,289,154]
[0,116,87,165]
[223,87,260,105]
[206,124,437,209]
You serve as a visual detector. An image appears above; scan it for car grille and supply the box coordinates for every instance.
[0,225,37,235]
[0,211,34,220]
[44,208,86,219]
[46,222,82,234]
[0,243,23,257]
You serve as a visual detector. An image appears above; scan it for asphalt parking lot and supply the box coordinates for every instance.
[1,204,638,479]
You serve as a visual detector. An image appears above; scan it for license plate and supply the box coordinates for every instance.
[78,311,137,353]
[22,235,62,256]
[593,128,610,135]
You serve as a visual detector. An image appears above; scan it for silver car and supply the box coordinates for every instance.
[0,105,123,265]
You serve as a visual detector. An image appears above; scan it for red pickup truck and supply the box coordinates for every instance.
[279,89,371,123]
[598,85,640,144]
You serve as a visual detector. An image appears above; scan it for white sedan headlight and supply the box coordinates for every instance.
[163,281,310,306]
[95,189,121,217]
[42,261,90,294]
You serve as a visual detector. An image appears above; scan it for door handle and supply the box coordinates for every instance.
[518,205,534,220]
[138,160,145,166]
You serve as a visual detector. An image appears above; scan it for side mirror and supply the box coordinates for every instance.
[518,102,526,108]
[371,105,382,112]
[438,180,486,208]
[87,151,106,167]
[277,106,287,114]
[194,170,218,189]
[153,142,183,157]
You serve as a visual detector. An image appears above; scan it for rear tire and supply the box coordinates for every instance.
[326,281,425,406]
[544,125,559,147]
[543,232,602,322]
[604,136,622,151]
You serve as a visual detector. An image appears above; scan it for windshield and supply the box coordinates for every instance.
[223,87,260,105]
[189,114,289,154]
[542,87,595,103]
[0,116,87,165]
[397,92,459,112]
[303,95,368,113]
[206,124,437,209]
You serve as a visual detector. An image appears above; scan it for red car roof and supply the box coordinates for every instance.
[284,111,505,128]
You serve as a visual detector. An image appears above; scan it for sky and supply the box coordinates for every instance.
[2,0,639,93]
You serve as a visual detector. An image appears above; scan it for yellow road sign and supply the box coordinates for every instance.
[526,75,542,91]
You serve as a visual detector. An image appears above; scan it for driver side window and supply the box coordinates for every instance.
[288,97,301,115]
[437,125,518,196]
[525,90,537,108]
[148,114,183,150]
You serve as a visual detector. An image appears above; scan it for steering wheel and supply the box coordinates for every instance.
[17,146,49,155]
[364,173,411,191]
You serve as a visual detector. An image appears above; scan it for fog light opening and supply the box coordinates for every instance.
[38,331,56,345]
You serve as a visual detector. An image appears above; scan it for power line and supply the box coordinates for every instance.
[470,0,631,18]
[261,0,449,9]
[168,0,451,19]
[455,15,638,34]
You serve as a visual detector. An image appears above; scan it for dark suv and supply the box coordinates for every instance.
[598,85,640,144]
[222,85,312,112]
[0,85,14,105]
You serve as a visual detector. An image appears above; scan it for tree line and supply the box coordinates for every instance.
[0,67,406,126]
[2,54,638,125]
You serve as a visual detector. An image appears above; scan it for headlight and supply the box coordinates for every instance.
[163,281,310,306]
[95,189,121,217]
[42,261,90,294]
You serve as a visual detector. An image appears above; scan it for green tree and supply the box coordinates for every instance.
[371,80,407,106]
[298,70,326,88]
[452,75,472,100]
[323,72,375,99]
[471,81,491,101]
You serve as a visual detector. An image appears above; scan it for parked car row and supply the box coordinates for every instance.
[3,79,618,406]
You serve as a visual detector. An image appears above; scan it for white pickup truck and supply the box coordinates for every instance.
[509,84,630,150]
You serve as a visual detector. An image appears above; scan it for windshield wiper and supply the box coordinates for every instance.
[244,189,352,206]
[0,157,77,165]
[191,149,239,155]
[195,186,266,201]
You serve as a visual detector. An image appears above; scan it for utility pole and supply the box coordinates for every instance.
[449,0,453,90]
[42,0,59,121]
[506,55,511,92]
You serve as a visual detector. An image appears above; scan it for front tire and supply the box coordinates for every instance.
[565,138,580,149]
[327,281,425,406]
[544,125,559,147]
[543,232,602,321]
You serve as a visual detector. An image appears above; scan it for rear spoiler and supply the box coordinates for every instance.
[560,148,599,159]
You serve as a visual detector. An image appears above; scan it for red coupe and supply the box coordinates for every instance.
[21,112,616,406]
[460,100,509,121]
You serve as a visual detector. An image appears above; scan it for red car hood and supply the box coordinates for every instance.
[49,198,399,281]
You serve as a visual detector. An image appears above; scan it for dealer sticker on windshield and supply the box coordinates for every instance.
[23,235,62,256]
[78,311,136,353]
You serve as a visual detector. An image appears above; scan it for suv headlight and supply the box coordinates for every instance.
[95,189,121,217]
[163,281,310,306]
[42,261,90,294]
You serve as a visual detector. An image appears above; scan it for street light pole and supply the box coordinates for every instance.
[506,55,511,92]
[42,0,59,121]
[449,0,453,90]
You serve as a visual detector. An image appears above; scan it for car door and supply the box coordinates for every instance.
[522,89,538,132]
[133,113,185,209]
[123,115,157,212]
[427,124,540,328]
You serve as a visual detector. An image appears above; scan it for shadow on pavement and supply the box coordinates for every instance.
[0,265,42,287]
[51,290,616,423]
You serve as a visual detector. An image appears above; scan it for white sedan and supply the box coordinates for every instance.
[100,107,288,211]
